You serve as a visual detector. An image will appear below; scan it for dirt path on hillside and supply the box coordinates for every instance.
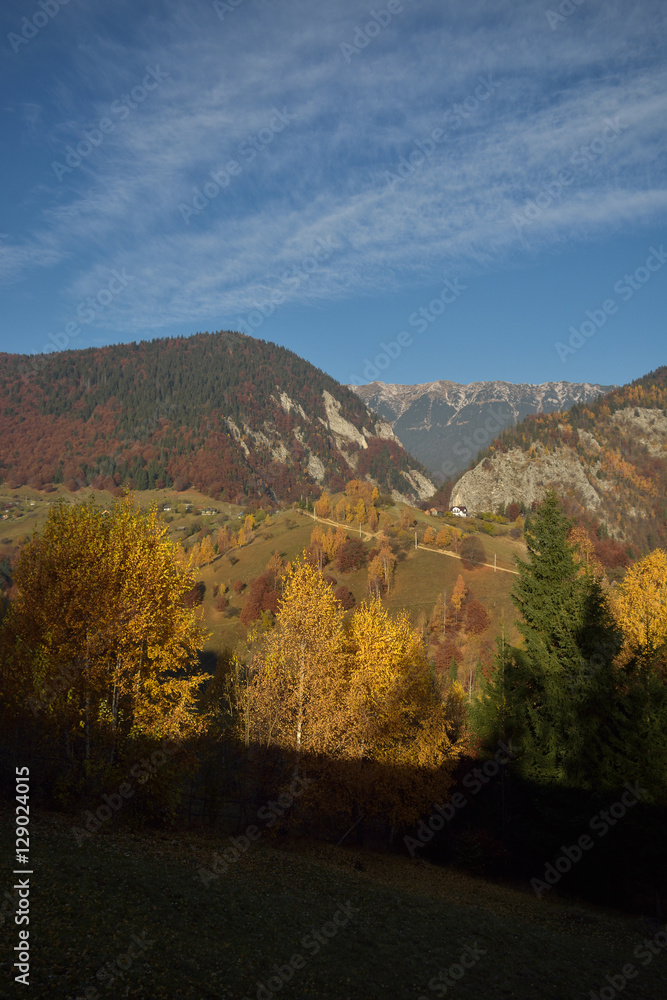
[301,511,520,576]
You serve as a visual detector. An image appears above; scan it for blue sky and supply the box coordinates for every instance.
[1,0,665,389]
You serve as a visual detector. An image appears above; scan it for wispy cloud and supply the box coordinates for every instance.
[2,0,666,339]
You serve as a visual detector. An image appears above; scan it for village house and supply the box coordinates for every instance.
[450,504,468,517]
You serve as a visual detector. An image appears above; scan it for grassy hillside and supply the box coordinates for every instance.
[1,808,663,1000]
[0,486,524,671]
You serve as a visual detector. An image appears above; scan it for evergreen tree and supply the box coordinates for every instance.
[476,491,639,791]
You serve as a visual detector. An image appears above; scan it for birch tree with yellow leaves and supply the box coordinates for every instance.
[0,495,211,780]
[240,558,466,830]
[242,559,349,765]
[613,549,667,658]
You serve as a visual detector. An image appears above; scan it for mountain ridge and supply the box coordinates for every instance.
[351,378,616,477]
[0,331,434,504]
[450,366,667,554]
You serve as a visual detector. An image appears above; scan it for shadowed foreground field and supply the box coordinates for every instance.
[1,810,665,999]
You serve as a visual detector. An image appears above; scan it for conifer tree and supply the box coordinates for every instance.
[477,491,635,790]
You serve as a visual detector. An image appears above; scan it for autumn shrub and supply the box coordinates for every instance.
[240,573,280,625]
[334,585,355,609]
[183,580,206,607]
[464,599,490,635]
[507,502,521,522]
[460,535,486,569]
[335,537,367,573]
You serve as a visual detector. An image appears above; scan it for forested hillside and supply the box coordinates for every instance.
[0,332,433,503]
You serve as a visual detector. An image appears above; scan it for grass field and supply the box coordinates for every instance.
[0,487,525,657]
[0,808,664,999]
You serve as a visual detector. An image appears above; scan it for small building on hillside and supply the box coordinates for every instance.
[450,504,468,517]
[425,507,441,516]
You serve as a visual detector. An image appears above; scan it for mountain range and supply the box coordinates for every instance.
[450,367,667,554]
[0,332,434,504]
[351,379,616,478]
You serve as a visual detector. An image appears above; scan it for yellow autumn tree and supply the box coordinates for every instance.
[613,549,667,655]
[345,598,465,823]
[1,495,211,800]
[368,506,379,532]
[367,554,385,597]
[324,525,347,562]
[217,525,232,554]
[314,491,332,519]
[451,574,467,612]
[334,497,347,523]
[424,525,436,545]
[244,558,349,764]
[569,526,603,578]
[236,562,467,831]
[196,534,216,566]
[436,527,452,549]
[309,525,328,570]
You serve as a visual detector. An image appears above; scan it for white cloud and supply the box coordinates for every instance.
[2,0,666,335]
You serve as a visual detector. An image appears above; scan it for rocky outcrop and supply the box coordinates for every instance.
[451,444,602,513]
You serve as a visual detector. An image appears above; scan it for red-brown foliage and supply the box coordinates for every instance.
[334,585,355,609]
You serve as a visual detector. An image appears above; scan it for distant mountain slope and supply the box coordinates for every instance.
[351,379,615,477]
[0,332,434,504]
[451,367,667,553]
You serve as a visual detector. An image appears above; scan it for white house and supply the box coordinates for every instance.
[450,505,468,517]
